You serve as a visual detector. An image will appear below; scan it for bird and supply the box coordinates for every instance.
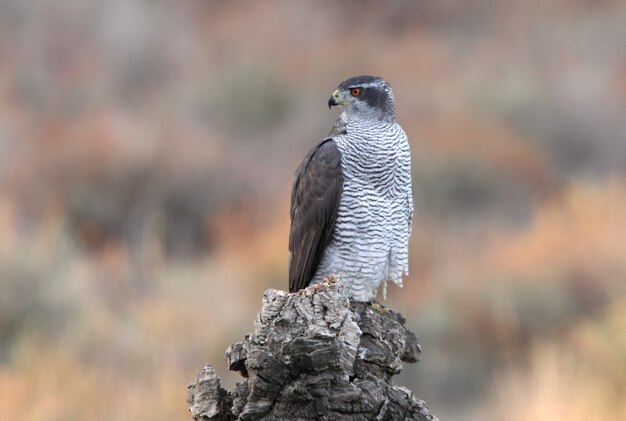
[288,75,413,302]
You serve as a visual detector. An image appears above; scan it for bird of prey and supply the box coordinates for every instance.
[288,75,413,302]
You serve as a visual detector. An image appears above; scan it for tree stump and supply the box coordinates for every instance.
[187,276,437,420]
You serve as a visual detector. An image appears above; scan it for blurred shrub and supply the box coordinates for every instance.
[64,161,235,257]
[196,66,292,135]
[412,156,533,224]
[501,101,626,179]
[482,276,580,344]
[403,271,614,417]
[481,299,626,420]
[0,257,73,361]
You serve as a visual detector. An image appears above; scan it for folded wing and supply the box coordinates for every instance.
[288,139,344,292]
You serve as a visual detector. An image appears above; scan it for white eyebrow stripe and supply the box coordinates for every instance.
[348,82,386,89]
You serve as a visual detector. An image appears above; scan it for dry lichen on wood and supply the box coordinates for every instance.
[188,276,436,420]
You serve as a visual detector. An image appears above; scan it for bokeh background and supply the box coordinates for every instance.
[1,1,625,419]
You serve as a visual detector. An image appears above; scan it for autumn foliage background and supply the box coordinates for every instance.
[1,1,625,420]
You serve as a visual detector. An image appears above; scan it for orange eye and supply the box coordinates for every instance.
[351,88,361,96]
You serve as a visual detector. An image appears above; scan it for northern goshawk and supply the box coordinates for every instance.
[289,75,413,302]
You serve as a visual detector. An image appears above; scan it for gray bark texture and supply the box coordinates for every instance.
[187,276,437,420]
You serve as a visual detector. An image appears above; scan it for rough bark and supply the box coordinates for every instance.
[187,276,437,420]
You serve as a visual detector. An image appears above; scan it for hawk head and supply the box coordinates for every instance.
[328,75,395,122]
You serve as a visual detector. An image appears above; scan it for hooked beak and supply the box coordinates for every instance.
[328,89,341,109]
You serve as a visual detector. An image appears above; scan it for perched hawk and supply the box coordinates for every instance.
[289,75,413,302]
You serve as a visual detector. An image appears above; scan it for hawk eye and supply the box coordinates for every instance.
[351,88,361,97]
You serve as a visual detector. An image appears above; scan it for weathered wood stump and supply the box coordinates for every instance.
[187,276,436,420]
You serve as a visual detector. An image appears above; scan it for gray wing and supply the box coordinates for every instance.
[288,139,343,293]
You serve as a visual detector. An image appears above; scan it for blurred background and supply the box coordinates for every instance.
[0,0,625,419]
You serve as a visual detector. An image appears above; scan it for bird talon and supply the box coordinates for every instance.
[370,301,389,313]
